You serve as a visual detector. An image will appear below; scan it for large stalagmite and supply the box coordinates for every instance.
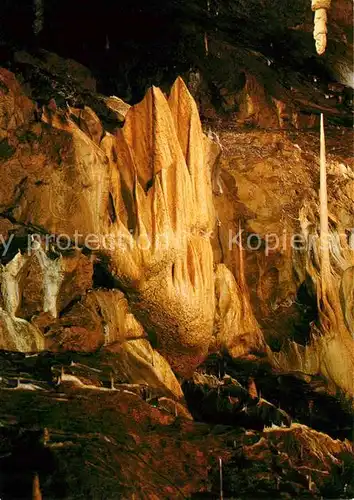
[107,78,219,373]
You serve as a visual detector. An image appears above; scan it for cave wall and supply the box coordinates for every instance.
[0,56,353,399]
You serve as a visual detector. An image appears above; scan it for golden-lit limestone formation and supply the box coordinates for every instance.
[270,117,354,398]
[341,266,354,336]
[84,289,146,345]
[0,251,44,351]
[311,0,331,55]
[0,309,44,352]
[168,77,215,230]
[216,124,353,398]
[1,251,29,316]
[105,96,131,122]
[103,78,217,374]
[104,338,184,399]
[0,70,222,373]
[0,69,111,239]
[268,209,354,394]
[1,65,353,398]
[79,106,103,145]
[0,248,92,318]
[125,235,216,375]
[214,264,265,358]
[0,127,110,239]
[1,69,237,376]
[0,246,94,351]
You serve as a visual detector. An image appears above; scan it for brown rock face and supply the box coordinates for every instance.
[79,106,103,145]
[0,69,261,377]
[214,264,264,358]
[215,128,354,397]
[1,380,351,499]
[341,265,354,335]
[0,62,353,398]
[0,69,34,140]
[0,46,353,499]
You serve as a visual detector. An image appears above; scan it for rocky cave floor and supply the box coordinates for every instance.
[0,350,353,499]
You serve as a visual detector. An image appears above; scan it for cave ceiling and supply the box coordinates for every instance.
[0,0,353,101]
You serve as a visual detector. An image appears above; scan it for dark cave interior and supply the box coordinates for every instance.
[1,0,352,105]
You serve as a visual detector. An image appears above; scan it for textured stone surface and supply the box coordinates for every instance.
[214,264,265,358]
[0,4,353,496]
[79,106,103,145]
[104,96,130,122]
[108,77,218,374]
[214,128,354,396]
[0,64,353,396]
[0,371,352,499]
[104,338,184,399]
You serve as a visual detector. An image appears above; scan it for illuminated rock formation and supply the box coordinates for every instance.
[1,69,253,376]
[311,0,331,55]
[215,124,354,399]
[0,61,353,396]
[106,77,217,373]
[214,264,264,358]
[0,4,353,496]
[0,251,44,352]
[270,118,354,396]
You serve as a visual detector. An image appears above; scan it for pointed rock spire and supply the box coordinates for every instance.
[32,473,42,500]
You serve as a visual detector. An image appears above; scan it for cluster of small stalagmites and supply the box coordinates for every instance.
[311,0,331,55]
